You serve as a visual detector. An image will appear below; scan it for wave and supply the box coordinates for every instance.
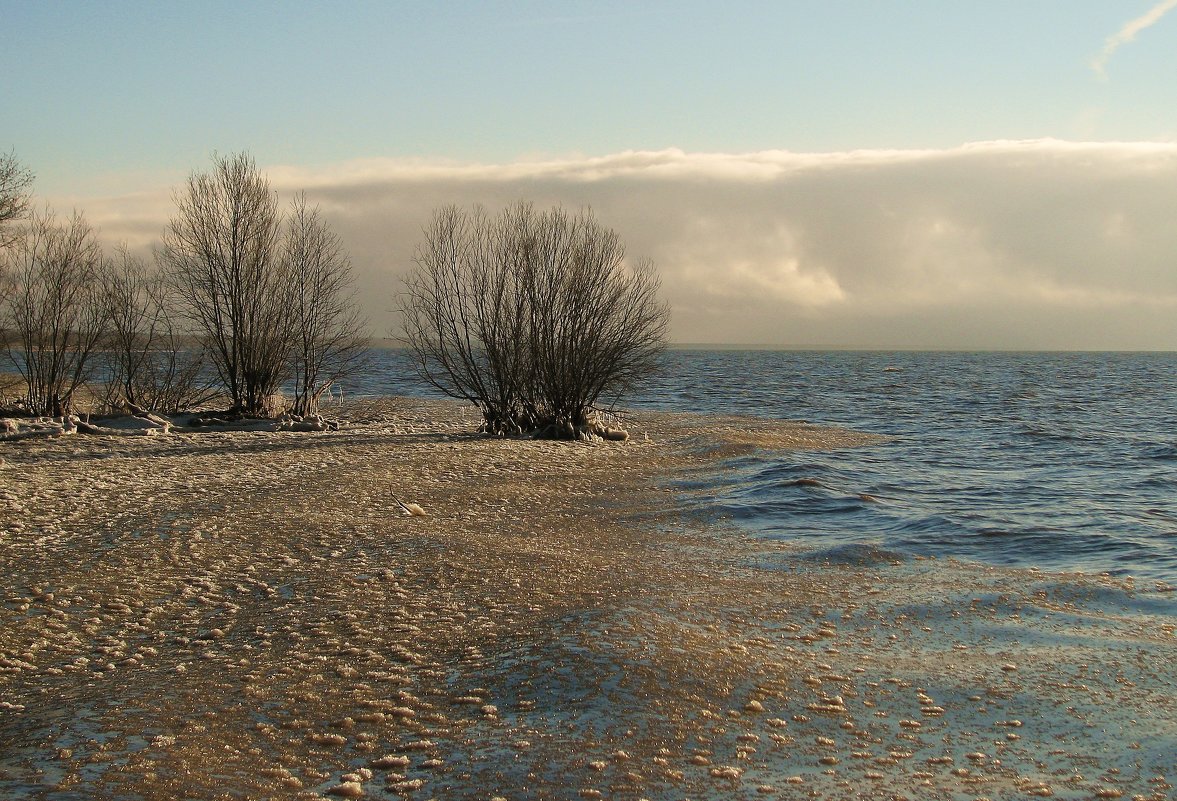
[1144,444,1177,461]
[1017,425,1086,443]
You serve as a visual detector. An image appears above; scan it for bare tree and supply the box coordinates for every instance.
[2,209,107,416]
[1,152,35,332]
[158,152,291,415]
[0,150,34,251]
[519,206,668,435]
[401,202,669,438]
[0,258,13,346]
[99,246,217,413]
[284,194,368,416]
[401,205,534,434]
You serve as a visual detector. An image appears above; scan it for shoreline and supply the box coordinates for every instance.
[1,398,1173,800]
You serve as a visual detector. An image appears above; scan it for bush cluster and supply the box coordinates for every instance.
[1,152,366,418]
[401,203,669,438]
[3,150,670,434]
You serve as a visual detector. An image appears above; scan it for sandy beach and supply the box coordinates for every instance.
[1,398,1173,800]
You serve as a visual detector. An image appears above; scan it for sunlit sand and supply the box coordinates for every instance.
[1,398,1172,799]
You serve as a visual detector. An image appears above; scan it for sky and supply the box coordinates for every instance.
[4,1,1177,349]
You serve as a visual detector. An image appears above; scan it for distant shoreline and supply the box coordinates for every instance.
[367,337,1177,354]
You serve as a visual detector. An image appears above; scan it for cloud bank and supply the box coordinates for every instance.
[1091,0,1177,78]
[72,140,1177,350]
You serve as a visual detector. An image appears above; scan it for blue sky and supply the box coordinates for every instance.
[5,1,1174,194]
[4,1,1177,348]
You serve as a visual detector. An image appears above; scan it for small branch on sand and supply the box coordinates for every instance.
[390,490,427,517]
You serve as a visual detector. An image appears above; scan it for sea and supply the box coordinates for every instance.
[354,348,1177,585]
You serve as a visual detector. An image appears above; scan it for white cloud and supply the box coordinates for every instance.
[57,140,1177,350]
[1091,0,1177,79]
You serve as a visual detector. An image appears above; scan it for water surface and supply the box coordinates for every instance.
[357,349,1177,583]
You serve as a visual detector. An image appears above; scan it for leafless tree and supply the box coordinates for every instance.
[284,194,368,416]
[99,246,218,413]
[1,152,35,330]
[401,202,669,438]
[158,152,291,415]
[401,205,533,434]
[0,261,13,346]
[0,150,34,251]
[519,205,668,435]
[2,209,107,416]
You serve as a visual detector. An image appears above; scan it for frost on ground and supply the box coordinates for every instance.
[0,397,1173,800]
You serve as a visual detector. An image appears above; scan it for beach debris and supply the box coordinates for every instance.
[0,416,77,440]
[390,490,427,517]
[0,409,347,438]
[278,413,333,432]
[326,781,365,797]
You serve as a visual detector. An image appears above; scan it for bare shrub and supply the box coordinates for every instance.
[0,262,13,349]
[515,205,667,436]
[0,150,34,251]
[159,153,368,418]
[401,202,668,438]
[401,205,532,434]
[158,152,291,415]
[2,209,107,416]
[99,246,218,413]
[1,151,35,326]
[284,194,368,416]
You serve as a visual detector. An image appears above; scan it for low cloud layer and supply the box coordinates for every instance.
[72,140,1177,350]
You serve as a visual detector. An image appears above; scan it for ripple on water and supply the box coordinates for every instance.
[355,349,1177,583]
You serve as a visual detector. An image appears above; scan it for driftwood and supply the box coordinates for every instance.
[0,414,173,439]
[181,412,340,433]
[389,490,427,517]
[1,410,342,441]
[73,419,106,435]
[0,421,76,442]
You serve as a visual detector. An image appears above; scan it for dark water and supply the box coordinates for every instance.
[354,349,1177,583]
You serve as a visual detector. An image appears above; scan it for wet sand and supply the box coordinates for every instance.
[1,398,1173,800]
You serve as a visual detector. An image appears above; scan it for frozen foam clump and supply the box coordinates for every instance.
[326,781,364,798]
